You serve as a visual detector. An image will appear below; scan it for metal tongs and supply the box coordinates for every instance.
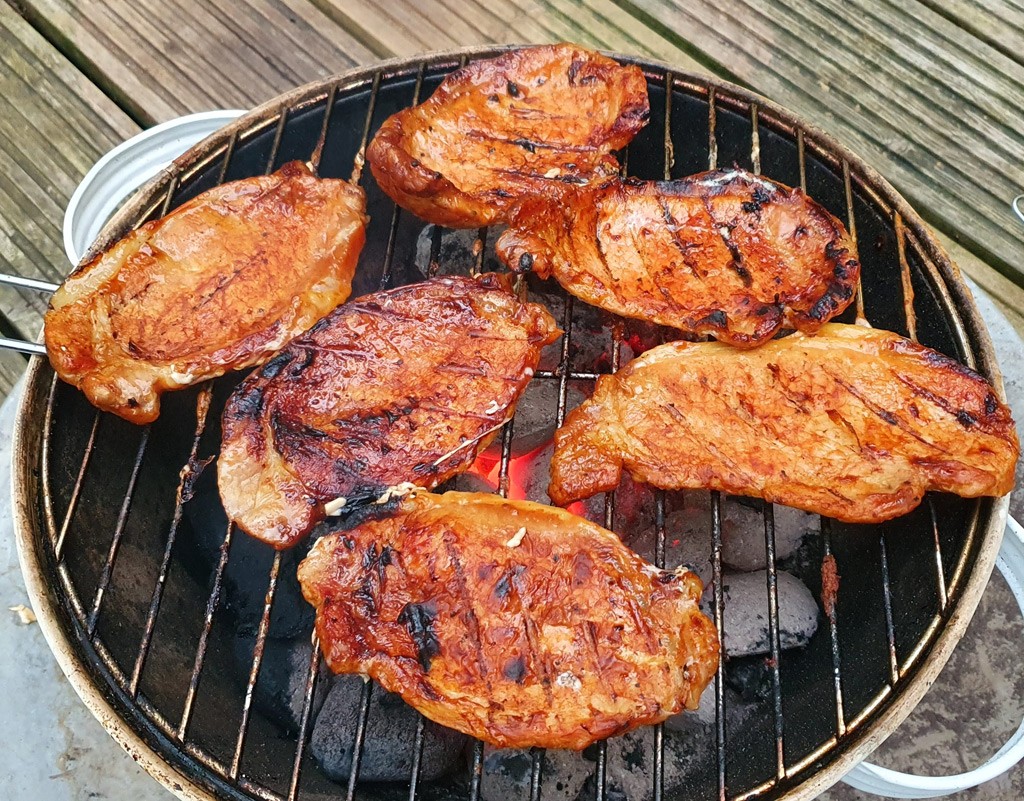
[0,274,57,356]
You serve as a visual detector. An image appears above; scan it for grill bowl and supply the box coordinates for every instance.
[13,47,1011,801]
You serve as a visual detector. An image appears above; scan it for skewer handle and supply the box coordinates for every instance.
[0,273,53,355]
[0,337,45,356]
[0,274,58,293]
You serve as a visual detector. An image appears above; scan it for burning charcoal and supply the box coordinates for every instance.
[524,277,567,374]
[722,501,818,572]
[310,676,466,783]
[720,501,765,572]
[453,471,498,494]
[608,473,657,535]
[481,747,593,801]
[482,381,586,459]
[515,439,603,520]
[568,310,617,373]
[617,319,666,360]
[720,570,819,658]
[668,510,713,584]
[232,632,327,734]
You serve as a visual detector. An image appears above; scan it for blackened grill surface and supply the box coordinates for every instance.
[25,50,996,801]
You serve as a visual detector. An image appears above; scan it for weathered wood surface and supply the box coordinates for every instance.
[1,0,1023,405]
[16,0,707,126]
[0,4,138,397]
[917,0,1024,68]
[311,0,708,69]
[14,0,377,124]
[619,0,1024,288]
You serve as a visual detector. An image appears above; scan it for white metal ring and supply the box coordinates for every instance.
[842,515,1024,797]
[62,110,245,267]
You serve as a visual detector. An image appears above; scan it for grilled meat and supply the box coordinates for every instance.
[497,169,860,347]
[549,324,1019,521]
[44,161,366,424]
[366,44,649,228]
[298,490,720,750]
[219,275,560,549]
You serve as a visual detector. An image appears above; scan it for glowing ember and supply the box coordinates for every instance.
[468,443,545,500]
[468,444,588,518]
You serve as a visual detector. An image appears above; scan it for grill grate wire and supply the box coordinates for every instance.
[29,53,990,801]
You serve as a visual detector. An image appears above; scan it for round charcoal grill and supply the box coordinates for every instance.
[12,47,1011,801]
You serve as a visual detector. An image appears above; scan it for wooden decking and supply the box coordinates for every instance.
[0,0,1022,403]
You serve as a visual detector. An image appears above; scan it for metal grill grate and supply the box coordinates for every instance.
[13,49,1006,801]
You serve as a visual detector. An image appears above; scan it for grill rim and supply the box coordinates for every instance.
[11,44,1012,801]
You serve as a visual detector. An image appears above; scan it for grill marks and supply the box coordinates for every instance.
[397,601,440,672]
[366,44,649,228]
[297,491,719,750]
[549,324,1019,521]
[497,169,860,347]
[659,196,702,280]
[702,196,753,287]
[217,274,560,549]
[44,161,367,423]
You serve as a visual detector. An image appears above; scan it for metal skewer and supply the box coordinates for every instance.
[0,274,59,293]
[0,337,46,356]
[0,273,58,355]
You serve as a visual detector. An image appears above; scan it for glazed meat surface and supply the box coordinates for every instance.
[298,491,720,750]
[550,324,1019,521]
[497,169,860,347]
[366,43,649,228]
[219,275,560,549]
[45,161,366,424]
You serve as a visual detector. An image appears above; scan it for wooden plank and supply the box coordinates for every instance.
[918,0,1024,70]
[311,0,708,72]
[14,0,378,124]
[617,0,1024,287]
[14,0,706,124]
[0,4,138,358]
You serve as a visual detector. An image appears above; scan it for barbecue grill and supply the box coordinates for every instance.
[10,47,1013,801]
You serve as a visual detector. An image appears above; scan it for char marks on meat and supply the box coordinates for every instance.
[45,161,367,423]
[297,491,720,749]
[497,169,860,347]
[366,43,649,228]
[218,274,560,549]
[549,323,1019,521]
